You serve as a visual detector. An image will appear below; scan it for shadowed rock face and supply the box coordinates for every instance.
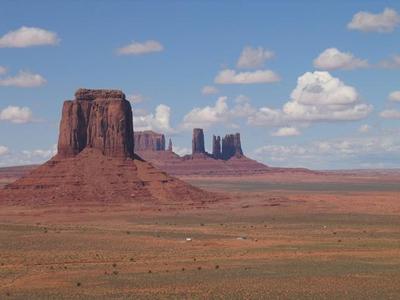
[222,133,243,160]
[192,128,205,155]
[168,138,173,151]
[212,135,221,159]
[134,131,166,151]
[57,88,134,159]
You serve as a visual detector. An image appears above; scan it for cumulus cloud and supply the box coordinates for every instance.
[215,69,280,84]
[117,40,164,55]
[133,104,174,133]
[0,144,57,167]
[21,144,57,160]
[389,91,400,102]
[0,66,7,75]
[249,71,372,126]
[379,54,400,68]
[272,127,300,137]
[380,109,400,119]
[237,46,274,69]
[182,96,230,129]
[201,85,218,95]
[253,130,400,169]
[313,48,368,70]
[348,8,400,33]
[0,146,9,156]
[282,71,372,121]
[0,71,46,87]
[0,26,59,48]
[0,106,34,123]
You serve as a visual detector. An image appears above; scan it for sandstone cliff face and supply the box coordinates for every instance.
[168,138,173,152]
[221,133,243,160]
[134,131,166,151]
[192,128,205,155]
[57,89,134,159]
[212,135,222,159]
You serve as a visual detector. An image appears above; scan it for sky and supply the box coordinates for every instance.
[0,0,400,169]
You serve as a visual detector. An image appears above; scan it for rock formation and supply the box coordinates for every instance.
[168,138,173,152]
[58,89,134,159]
[192,128,205,155]
[221,133,243,160]
[212,135,222,159]
[134,131,165,151]
[0,89,217,205]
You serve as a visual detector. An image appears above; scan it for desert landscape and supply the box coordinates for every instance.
[1,88,400,299]
[1,2,400,299]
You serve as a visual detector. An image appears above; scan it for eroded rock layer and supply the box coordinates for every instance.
[134,131,166,151]
[58,88,134,159]
[0,89,218,205]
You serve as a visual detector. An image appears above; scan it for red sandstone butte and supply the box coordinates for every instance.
[0,89,217,205]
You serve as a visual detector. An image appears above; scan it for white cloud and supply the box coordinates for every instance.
[201,85,218,95]
[117,40,163,55]
[389,91,400,102]
[0,144,57,167]
[380,109,400,119]
[272,127,300,137]
[379,54,400,68]
[348,8,400,33]
[0,26,59,48]
[283,71,371,121]
[249,71,372,126]
[313,48,368,70]
[237,46,274,69]
[0,106,34,123]
[127,94,144,104]
[182,96,230,129]
[231,95,256,118]
[172,146,190,157]
[133,104,174,133]
[0,71,46,87]
[0,66,7,75]
[214,69,280,84]
[358,124,371,133]
[21,144,57,159]
[0,146,9,156]
[253,130,400,169]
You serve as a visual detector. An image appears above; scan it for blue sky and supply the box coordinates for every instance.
[0,1,400,169]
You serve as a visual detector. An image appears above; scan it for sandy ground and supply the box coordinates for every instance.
[0,173,400,299]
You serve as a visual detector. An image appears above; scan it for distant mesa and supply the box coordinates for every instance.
[136,128,273,176]
[0,89,217,205]
[134,130,166,151]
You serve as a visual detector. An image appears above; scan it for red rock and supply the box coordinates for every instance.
[212,135,221,159]
[0,89,218,205]
[58,88,134,159]
[168,138,173,152]
[134,131,166,151]
[192,128,205,155]
[222,133,243,160]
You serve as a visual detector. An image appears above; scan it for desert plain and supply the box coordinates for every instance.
[1,168,400,299]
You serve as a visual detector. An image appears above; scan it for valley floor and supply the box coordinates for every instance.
[1,174,400,299]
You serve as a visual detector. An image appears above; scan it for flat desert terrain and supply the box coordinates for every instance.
[1,170,400,299]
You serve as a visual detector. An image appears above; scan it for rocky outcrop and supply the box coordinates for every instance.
[134,131,165,151]
[192,128,205,155]
[212,135,221,159]
[1,88,218,205]
[168,138,173,152]
[222,133,243,160]
[58,88,134,159]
